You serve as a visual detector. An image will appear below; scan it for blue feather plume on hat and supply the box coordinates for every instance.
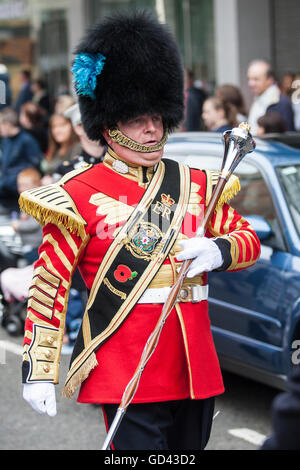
[72,52,106,99]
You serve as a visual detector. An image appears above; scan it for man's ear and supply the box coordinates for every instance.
[102,127,112,146]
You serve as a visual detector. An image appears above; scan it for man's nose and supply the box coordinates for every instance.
[145,117,156,132]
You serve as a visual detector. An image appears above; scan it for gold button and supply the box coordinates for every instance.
[43,364,50,373]
[44,349,53,360]
[47,336,54,345]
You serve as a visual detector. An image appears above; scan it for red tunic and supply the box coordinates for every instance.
[21,154,260,403]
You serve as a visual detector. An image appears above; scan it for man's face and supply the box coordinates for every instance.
[247,63,273,96]
[104,114,164,167]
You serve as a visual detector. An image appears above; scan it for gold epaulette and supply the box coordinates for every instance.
[205,170,241,209]
[19,166,92,238]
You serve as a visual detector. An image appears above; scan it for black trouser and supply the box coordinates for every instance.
[102,398,215,450]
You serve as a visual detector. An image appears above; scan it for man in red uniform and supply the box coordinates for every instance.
[21,11,260,450]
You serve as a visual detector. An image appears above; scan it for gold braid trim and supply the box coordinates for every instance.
[216,174,241,209]
[108,127,168,153]
[205,170,241,209]
[18,183,87,239]
[62,352,98,398]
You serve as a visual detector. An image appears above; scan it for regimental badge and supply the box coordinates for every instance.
[125,221,162,260]
[112,159,129,174]
[133,229,158,253]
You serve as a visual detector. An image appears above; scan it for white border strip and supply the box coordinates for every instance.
[0,340,23,356]
[228,428,266,446]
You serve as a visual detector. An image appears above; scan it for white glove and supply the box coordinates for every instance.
[176,237,223,278]
[23,383,57,417]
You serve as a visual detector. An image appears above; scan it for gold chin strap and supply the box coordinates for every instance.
[108,127,168,153]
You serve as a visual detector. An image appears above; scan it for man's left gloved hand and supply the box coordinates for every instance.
[176,237,223,277]
[23,383,57,417]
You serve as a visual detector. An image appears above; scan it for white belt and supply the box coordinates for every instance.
[137,284,209,304]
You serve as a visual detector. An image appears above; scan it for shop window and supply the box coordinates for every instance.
[38,9,69,100]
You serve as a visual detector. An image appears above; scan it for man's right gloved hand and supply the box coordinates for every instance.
[23,382,57,417]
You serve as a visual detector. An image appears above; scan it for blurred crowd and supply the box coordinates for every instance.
[0,57,299,344]
[0,58,298,215]
[0,66,106,346]
[182,60,299,136]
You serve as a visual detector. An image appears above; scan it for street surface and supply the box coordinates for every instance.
[0,326,279,451]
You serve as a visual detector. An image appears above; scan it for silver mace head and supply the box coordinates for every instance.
[220,122,256,180]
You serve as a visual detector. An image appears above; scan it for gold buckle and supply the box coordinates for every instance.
[177,286,193,303]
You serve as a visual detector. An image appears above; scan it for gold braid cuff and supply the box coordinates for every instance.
[108,127,168,153]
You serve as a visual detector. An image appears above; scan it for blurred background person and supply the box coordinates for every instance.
[41,113,80,180]
[0,167,42,305]
[215,84,247,124]
[182,69,207,131]
[31,78,51,117]
[54,94,76,114]
[202,96,238,132]
[0,107,42,213]
[0,62,12,111]
[256,112,287,137]
[247,59,294,134]
[280,72,295,99]
[14,69,33,114]
[11,168,43,265]
[19,102,48,154]
[291,73,300,131]
[52,103,106,181]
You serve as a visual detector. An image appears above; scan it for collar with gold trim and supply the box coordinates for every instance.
[103,148,156,186]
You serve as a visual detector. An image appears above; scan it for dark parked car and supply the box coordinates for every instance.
[164,132,300,390]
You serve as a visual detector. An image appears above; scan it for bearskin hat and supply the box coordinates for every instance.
[72,10,184,144]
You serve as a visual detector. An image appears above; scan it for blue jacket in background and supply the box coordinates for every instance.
[0,129,42,196]
[267,93,295,131]
[14,82,33,113]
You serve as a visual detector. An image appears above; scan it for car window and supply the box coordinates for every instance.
[165,154,221,169]
[170,153,276,222]
[277,165,300,237]
[226,163,286,250]
[232,167,277,226]
[169,152,283,247]
[166,153,256,174]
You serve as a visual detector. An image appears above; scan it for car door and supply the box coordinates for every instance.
[166,146,292,377]
[207,159,291,376]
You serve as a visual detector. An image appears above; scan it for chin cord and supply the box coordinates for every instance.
[108,127,168,153]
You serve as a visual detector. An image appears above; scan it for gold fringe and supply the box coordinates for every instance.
[61,352,98,399]
[19,194,86,239]
[216,175,241,209]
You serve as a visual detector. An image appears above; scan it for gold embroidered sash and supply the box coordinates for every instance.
[63,159,191,397]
